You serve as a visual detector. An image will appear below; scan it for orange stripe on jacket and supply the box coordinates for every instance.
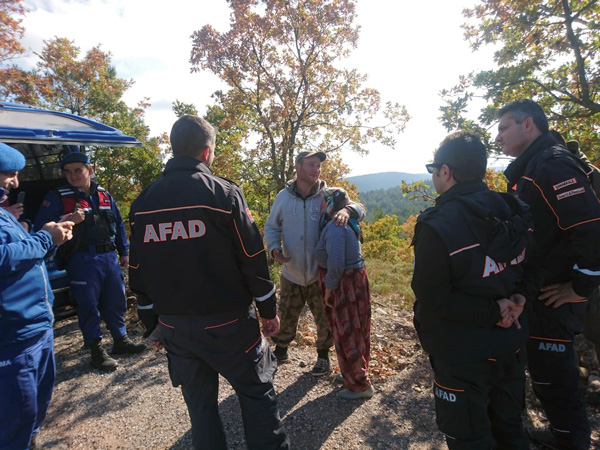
[233,218,266,258]
[134,204,232,216]
[434,380,465,392]
[521,176,600,230]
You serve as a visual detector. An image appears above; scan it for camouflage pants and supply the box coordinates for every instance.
[271,275,333,352]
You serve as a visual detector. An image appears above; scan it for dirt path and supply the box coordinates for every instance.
[34,298,599,449]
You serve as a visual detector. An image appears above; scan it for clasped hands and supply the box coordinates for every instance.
[496,293,526,329]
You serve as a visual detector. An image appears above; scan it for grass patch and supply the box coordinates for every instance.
[365,258,415,309]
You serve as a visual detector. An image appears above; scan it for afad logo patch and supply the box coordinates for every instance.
[246,208,255,224]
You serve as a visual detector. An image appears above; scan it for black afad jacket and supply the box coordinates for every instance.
[129,157,276,319]
[412,181,532,364]
[505,133,600,302]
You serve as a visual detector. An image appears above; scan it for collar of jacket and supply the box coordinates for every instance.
[69,179,100,197]
[504,133,556,184]
[435,180,488,207]
[164,156,212,176]
[285,179,326,200]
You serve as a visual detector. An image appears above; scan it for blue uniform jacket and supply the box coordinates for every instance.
[34,181,129,257]
[0,192,54,347]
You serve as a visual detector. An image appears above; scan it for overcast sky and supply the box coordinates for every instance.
[16,0,497,175]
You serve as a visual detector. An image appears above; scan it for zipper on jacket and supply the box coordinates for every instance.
[303,199,308,285]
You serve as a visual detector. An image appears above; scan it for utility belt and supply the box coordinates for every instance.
[75,242,117,254]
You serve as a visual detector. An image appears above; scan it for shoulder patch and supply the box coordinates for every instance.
[553,178,577,191]
[557,187,585,200]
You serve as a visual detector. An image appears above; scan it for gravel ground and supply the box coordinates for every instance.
[34,297,599,449]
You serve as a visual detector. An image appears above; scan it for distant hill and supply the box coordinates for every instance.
[347,171,429,193]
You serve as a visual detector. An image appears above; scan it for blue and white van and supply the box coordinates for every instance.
[0,101,141,319]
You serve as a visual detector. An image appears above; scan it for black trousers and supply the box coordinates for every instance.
[159,306,289,450]
[429,351,528,450]
[527,298,591,450]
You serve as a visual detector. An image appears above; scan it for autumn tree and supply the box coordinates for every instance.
[190,0,409,194]
[1,37,167,209]
[440,0,600,161]
[0,0,26,65]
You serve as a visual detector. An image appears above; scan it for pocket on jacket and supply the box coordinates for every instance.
[433,379,474,440]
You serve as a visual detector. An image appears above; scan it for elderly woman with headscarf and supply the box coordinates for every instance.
[315,187,373,399]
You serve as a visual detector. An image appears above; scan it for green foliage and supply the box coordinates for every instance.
[172,100,198,118]
[360,184,433,223]
[440,0,600,161]
[1,37,168,209]
[362,215,404,262]
[362,214,417,306]
[190,0,409,193]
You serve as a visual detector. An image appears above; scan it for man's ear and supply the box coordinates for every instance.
[524,116,536,133]
[440,164,453,181]
[200,146,211,162]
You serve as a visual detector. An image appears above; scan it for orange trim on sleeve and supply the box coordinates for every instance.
[449,243,480,256]
[128,264,139,269]
[233,218,266,258]
[434,380,465,392]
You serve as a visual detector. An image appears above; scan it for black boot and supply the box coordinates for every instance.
[112,335,147,355]
[90,339,118,371]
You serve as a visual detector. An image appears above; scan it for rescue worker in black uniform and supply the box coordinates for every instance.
[412,132,532,449]
[128,115,289,450]
[497,99,600,450]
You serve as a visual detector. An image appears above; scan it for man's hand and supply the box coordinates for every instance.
[332,207,350,227]
[261,315,280,337]
[59,209,85,225]
[146,326,164,350]
[496,293,526,329]
[3,203,23,220]
[539,282,585,308]
[120,255,129,268]
[271,248,291,264]
[324,288,334,307]
[42,221,74,246]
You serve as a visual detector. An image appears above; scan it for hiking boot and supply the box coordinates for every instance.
[526,426,560,450]
[311,357,330,377]
[273,346,289,363]
[338,386,374,400]
[90,340,118,371]
[112,335,148,355]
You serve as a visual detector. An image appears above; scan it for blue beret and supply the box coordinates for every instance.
[60,151,90,169]
[0,142,26,172]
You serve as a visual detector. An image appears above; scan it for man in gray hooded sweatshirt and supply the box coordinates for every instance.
[264,151,365,377]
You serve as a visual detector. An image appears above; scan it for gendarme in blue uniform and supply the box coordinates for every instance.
[0,187,56,450]
[34,180,129,347]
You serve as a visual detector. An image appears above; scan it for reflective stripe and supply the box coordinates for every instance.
[137,303,154,310]
[255,286,276,302]
[573,264,600,276]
